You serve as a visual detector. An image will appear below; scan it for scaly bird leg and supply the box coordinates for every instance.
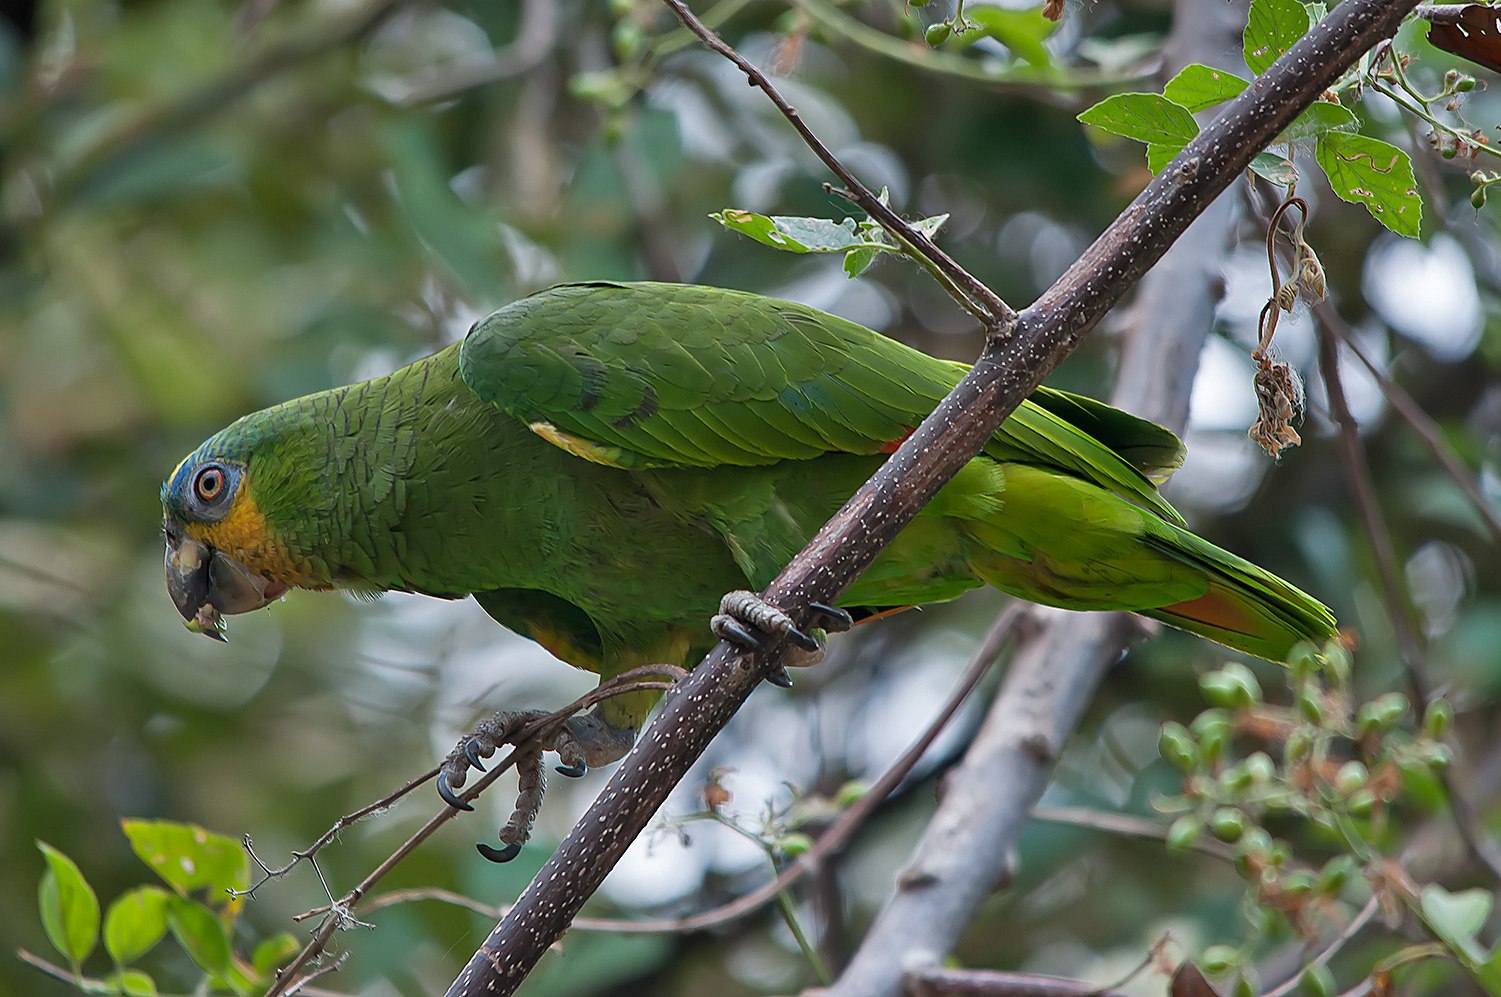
[711,591,854,687]
[438,707,636,862]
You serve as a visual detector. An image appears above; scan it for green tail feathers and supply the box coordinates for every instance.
[1136,530,1338,663]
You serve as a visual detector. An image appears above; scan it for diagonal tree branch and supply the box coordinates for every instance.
[444,3,1424,994]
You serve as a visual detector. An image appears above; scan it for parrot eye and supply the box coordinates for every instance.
[194,465,227,504]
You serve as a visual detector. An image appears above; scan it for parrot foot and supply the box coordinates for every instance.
[711,592,854,686]
[438,708,636,862]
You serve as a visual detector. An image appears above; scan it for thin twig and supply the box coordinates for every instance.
[907,967,1136,996]
[1030,805,1236,861]
[1262,895,1381,997]
[264,666,682,997]
[1316,302,1501,545]
[661,0,1015,327]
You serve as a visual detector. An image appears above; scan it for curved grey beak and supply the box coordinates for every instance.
[164,524,286,641]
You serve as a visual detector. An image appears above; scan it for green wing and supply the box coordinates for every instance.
[459,282,1186,524]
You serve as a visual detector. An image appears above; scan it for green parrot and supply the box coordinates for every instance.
[162,281,1337,858]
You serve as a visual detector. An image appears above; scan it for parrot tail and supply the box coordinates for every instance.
[1136,532,1338,663]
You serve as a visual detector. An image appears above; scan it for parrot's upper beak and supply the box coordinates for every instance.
[164,523,287,641]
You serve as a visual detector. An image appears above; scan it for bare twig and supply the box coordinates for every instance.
[1262,895,1381,997]
[1316,302,1501,545]
[1317,329,1427,686]
[906,967,1135,996]
[263,666,682,997]
[1030,805,1236,861]
[661,0,1015,327]
[444,4,1423,994]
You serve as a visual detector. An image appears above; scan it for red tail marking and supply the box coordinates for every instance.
[1160,590,1255,635]
[879,427,916,454]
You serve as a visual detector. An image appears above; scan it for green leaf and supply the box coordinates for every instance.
[105,970,159,996]
[1250,151,1299,187]
[251,933,301,979]
[1244,0,1311,75]
[1279,101,1358,143]
[104,887,171,965]
[1421,884,1492,965]
[38,841,100,967]
[711,210,876,254]
[1162,63,1250,112]
[1146,142,1188,174]
[843,246,878,278]
[121,819,249,900]
[965,5,1055,67]
[166,897,233,975]
[1315,132,1422,238]
[1078,93,1198,147]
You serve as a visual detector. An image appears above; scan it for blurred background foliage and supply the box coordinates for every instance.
[2,0,1500,994]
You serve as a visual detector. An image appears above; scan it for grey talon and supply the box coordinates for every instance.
[809,601,854,632]
[464,740,489,771]
[764,665,794,688]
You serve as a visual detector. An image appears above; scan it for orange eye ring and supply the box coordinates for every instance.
[194,466,225,503]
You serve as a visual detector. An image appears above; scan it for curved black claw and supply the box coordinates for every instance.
[438,777,475,812]
[464,740,490,772]
[809,602,855,633]
[476,842,522,864]
[784,624,821,653]
[555,761,587,778]
[715,617,765,651]
[763,665,795,689]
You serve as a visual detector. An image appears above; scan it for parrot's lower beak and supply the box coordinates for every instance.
[164,524,287,641]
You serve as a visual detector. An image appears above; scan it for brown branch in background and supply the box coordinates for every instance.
[1261,896,1381,997]
[42,0,407,209]
[1315,330,1427,689]
[906,968,1135,997]
[1315,302,1501,545]
[443,4,1423,995]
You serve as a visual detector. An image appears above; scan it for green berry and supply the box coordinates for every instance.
[1160,722,1199,773]
[925,22,951,45]
[1167,815,1204,851]
[1334,760,1369,796]
[1301,964,1335,997]
[1201,944,1239,975]
[778,832,814,859]
[1211,808,1247,843]
[1423,699,1454,738]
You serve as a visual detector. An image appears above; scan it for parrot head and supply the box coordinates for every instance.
[161,439,297,641]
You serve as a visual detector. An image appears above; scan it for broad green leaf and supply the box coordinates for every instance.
[1244,0,1311,75]
[1315,132,1422,238]
[105,970,159,996]
[1279,101,1358,143]
[1078,93,1198,146]
[104,887,171,965]
[166,897,233,975]
[121,819,249,900]
[38,841,100,967]
[252,933,301,979]
[1250,151,1299,186]
[1163,63,1250,113]
[966,5,1055,67]
[1147,142,1188,174]
[1420,884,1492,965]
[710,211,879,254]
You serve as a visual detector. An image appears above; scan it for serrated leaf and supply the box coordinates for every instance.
[1078,93,1198,146]
[106,970,159,996]
[711,210,877,254]
[1315,132,1422,237]
[1420,884,1492,965]
[1245,0,1311,74]
[167,897,232,975]
[38,842,100,967]
[1147,141,1188,174]
[965,5,1055,67]
[121,819,249,901]
[1279,101,1358,143]
[1163,63,1250,113]
[104,887,171,965]
[1250,151,1299,186]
